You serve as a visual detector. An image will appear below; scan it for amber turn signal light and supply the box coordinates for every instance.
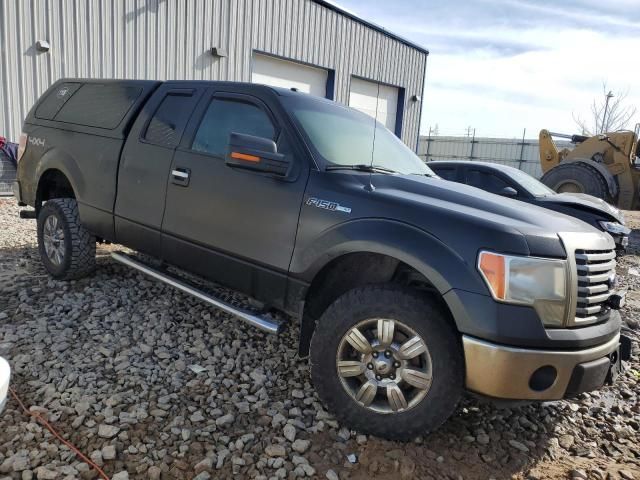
[231,151,260,163]
[478,252,506,300]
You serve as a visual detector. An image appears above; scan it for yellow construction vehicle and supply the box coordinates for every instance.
[539,124,640,209]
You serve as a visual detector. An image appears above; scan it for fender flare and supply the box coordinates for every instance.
[34,148,84,203]
[290,218,487,296]
[564,158,619,200]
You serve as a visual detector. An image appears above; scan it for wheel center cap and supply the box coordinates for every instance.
[373,357,392,374]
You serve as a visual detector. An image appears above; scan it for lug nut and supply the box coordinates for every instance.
[372,352,379,358]
[389,373,395,380]
[375,375,382,381]
[384,350,391,358]
[393,361,401,368]
[367,363,374,370]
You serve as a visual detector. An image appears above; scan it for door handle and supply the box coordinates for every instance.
[171,168,190,187]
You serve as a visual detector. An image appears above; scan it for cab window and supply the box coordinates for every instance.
[192,98,276,157]
[466,169,511,194]
[433,166,458,181]
[145,92,195,147]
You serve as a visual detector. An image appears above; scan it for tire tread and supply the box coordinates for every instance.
[310,284,464,440]
[37,198,96,280]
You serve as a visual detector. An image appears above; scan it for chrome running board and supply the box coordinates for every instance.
[111,252,283,334]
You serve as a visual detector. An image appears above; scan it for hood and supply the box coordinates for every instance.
[369,174,611,258]
[537,192,624,223]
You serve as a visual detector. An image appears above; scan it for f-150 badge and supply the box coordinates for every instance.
[306,197,351,214]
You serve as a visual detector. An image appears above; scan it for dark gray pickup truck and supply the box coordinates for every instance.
[14,79,631,439]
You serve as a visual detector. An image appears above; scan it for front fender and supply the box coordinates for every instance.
[290,218,487,295]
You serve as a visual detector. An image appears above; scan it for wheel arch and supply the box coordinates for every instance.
[34,148,85,211]
[293,219,484,356]
[36,168,76,212]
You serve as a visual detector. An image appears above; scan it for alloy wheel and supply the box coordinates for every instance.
[42,214,65,266]
[336,318,432,414]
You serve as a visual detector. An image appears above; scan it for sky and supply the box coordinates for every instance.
[333,0,640,138]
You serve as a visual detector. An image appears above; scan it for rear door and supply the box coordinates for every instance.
[160,86,310,307]
[115,83,205,256]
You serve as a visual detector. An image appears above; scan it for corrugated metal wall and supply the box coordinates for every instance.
[418,135,574,178]
[0,0,427,148]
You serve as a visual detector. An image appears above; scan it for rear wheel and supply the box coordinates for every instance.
[541,162,611,201]
[310,285,464,440]
[37,198,96,280]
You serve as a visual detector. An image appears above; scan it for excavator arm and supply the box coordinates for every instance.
[539,130,574,173]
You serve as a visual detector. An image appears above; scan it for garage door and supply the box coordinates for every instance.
[251,53,328,98]
[348,77,399,133]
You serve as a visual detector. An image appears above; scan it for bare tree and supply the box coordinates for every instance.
[573,83,637,135]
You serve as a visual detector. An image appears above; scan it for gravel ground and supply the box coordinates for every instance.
[0,197,639,480]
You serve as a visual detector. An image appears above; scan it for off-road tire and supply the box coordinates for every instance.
[37,198,96,280]
[310,284,464,440]
[541,162,611,202]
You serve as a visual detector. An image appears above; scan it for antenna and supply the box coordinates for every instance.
[366,27,386,192]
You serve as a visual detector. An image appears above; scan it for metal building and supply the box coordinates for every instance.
[0,0,428,149]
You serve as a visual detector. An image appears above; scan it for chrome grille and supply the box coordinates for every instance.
[575,249,615,324]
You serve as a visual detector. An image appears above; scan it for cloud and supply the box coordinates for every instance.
[334,0,639,137]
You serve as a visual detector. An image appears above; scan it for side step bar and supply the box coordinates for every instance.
[111,252,283,334]
[19,209,37,219]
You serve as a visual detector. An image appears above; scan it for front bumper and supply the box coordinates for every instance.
[463,333,625,400]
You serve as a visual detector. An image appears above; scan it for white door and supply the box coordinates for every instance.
[348,77,399,133]
[251,53,328,98]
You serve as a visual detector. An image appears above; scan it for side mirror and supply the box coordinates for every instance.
[499,186,518,197]
[226,133,290,177]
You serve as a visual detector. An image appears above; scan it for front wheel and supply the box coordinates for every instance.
[540,162,611,202]
[310,285,464,440]
[37,198,96,280]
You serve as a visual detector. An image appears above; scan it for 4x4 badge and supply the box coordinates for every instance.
[306,197,351,214]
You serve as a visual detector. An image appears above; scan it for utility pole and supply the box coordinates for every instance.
[601,91,614,134]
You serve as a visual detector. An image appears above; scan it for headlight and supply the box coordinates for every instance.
[478,251,568,326]
[598,221,630,236]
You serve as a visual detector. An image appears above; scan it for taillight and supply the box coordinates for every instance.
[17,133,27,163]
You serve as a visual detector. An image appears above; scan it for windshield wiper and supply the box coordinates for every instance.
[325,164,398,174]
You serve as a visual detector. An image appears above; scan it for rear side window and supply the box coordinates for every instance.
[466,169,510,194]
[35,83,82,120]
[144,92,196,147]
[433,167,457,181]
[54,84,143,129]
[192,98,275,157]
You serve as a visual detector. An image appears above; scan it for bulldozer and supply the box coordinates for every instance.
[539,124,640,210]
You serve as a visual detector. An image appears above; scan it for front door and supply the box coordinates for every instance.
[161,88,310,307]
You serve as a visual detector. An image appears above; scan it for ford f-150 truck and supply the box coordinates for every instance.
[14,79,631,440]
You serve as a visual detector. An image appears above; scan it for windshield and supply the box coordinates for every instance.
[282,95,434,176]
[505,167,556,197]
